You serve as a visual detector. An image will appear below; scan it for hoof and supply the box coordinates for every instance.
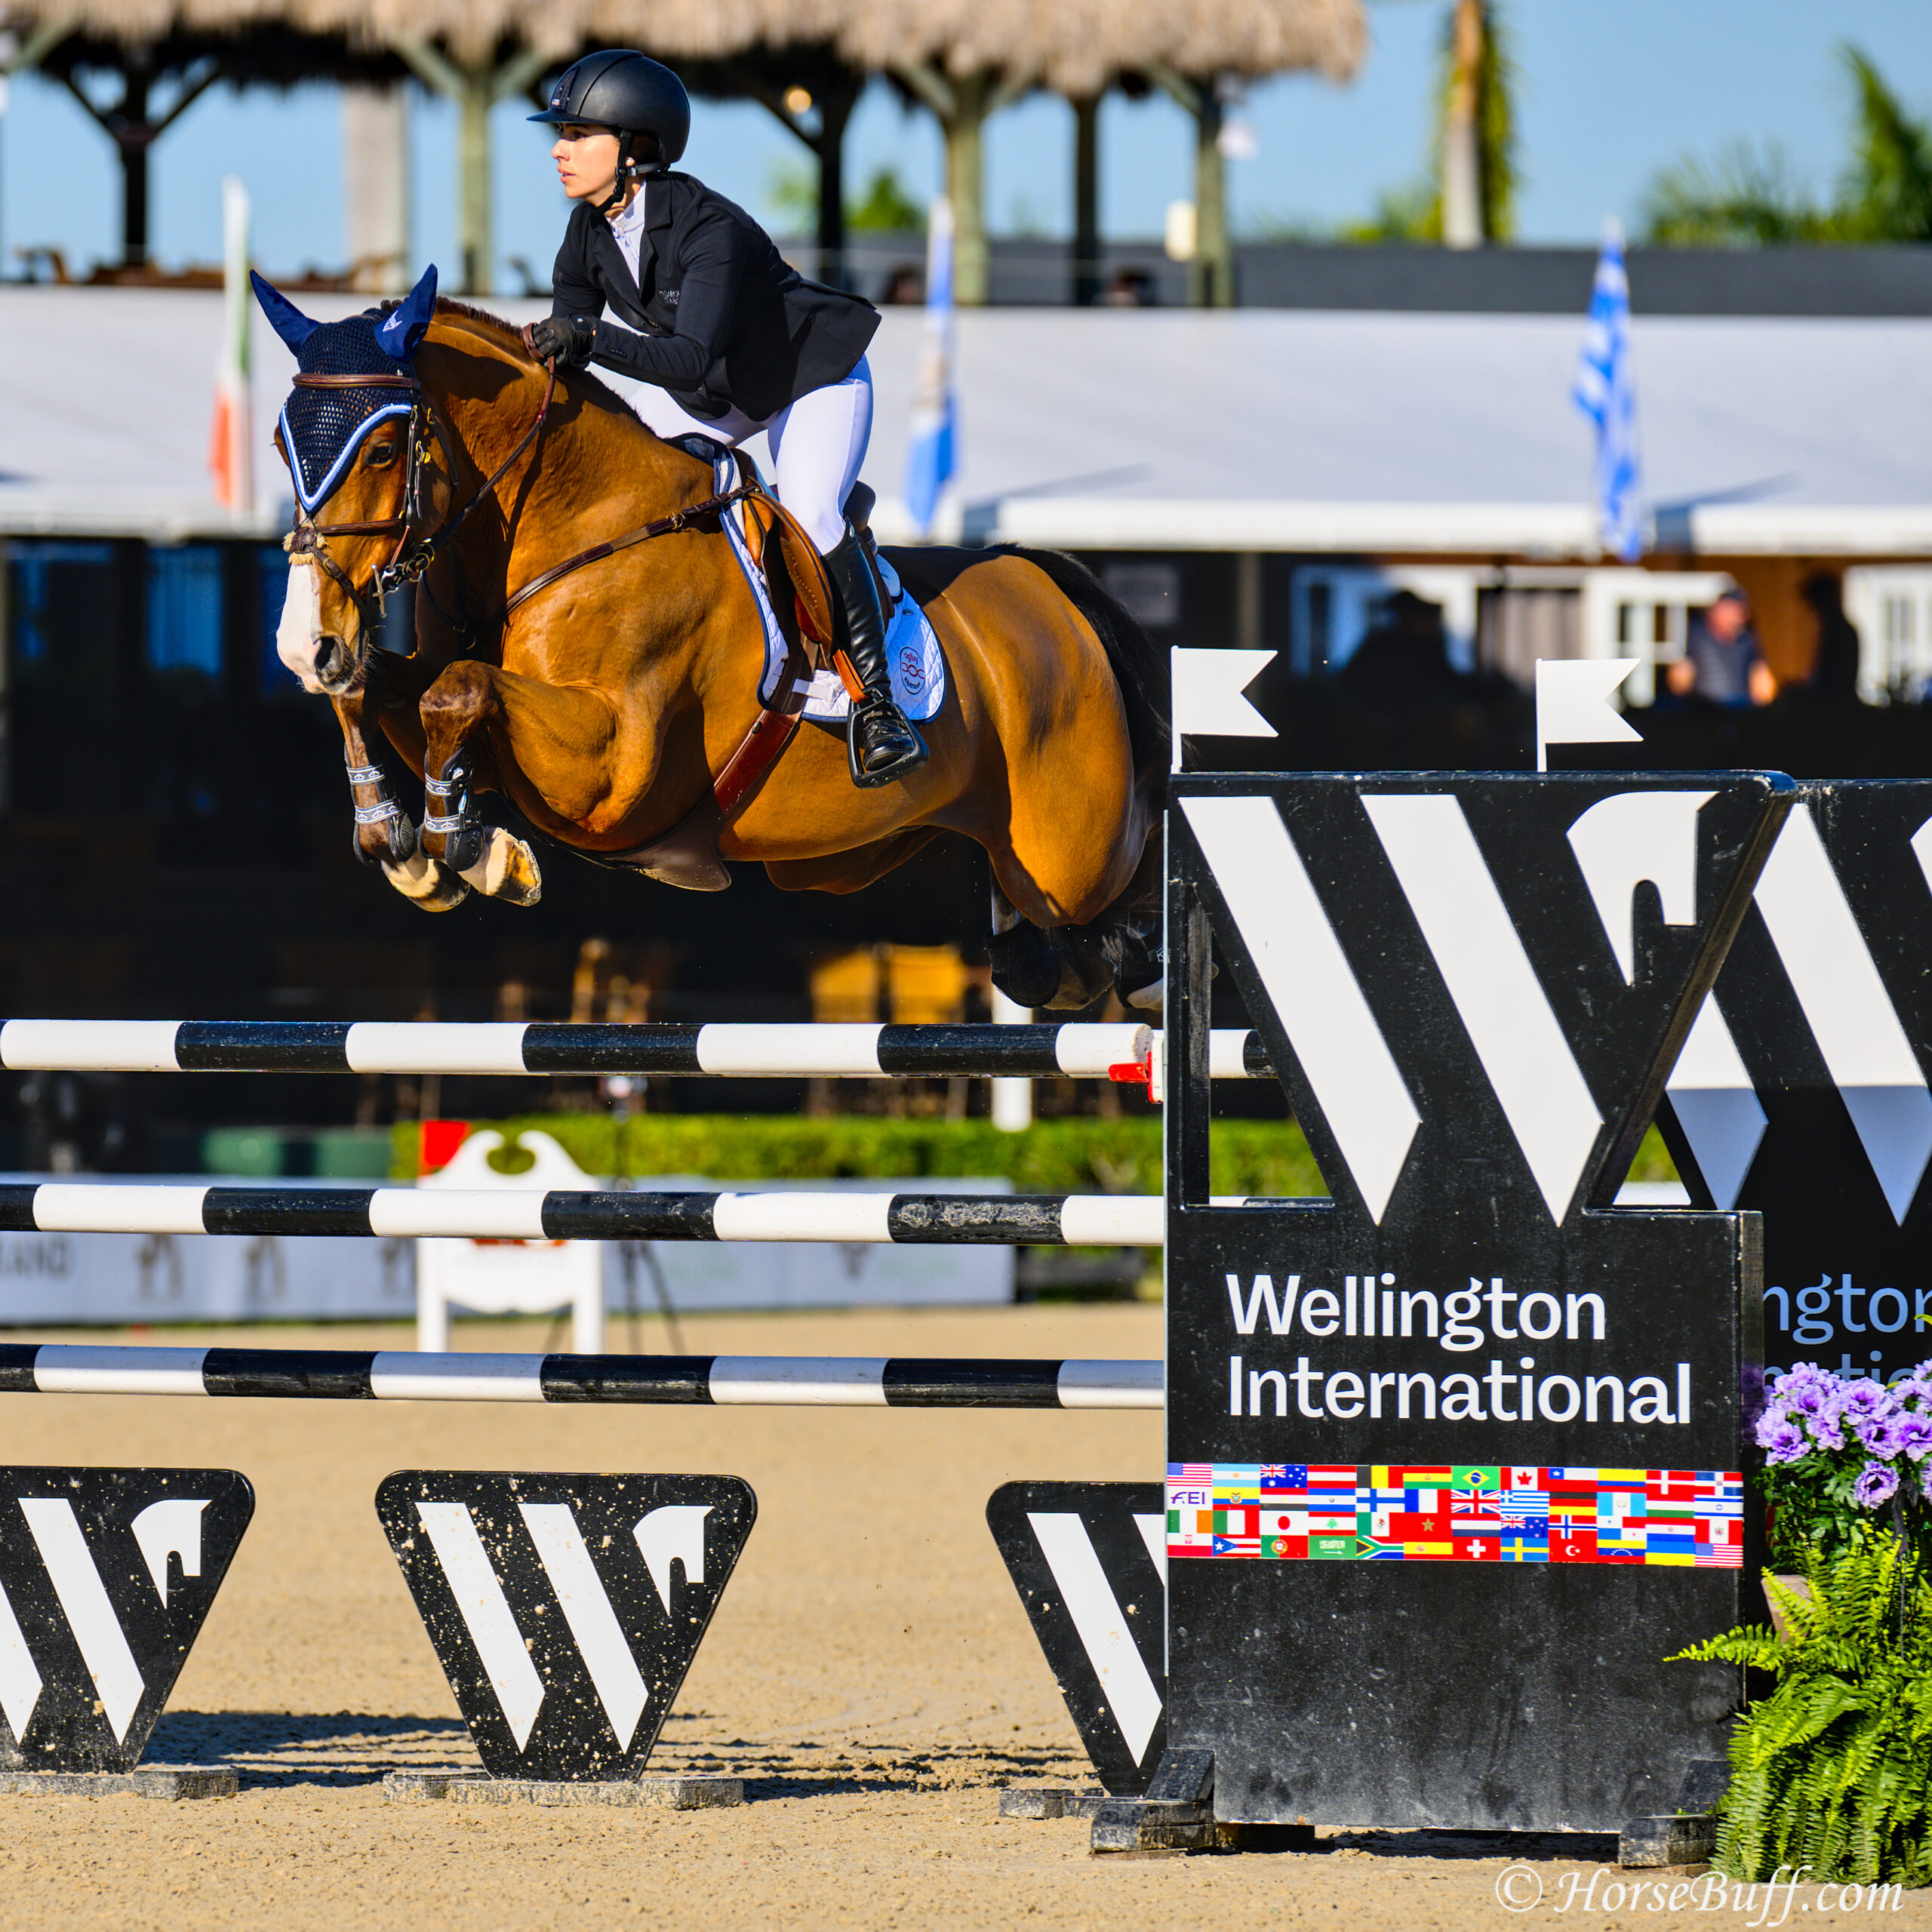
[1041,946,1115,1011]
[352,814,419,869]
[382,850,470,912]
[460,828,543,906]
[1123,977,1164,1012]
[989,924,1062,1009]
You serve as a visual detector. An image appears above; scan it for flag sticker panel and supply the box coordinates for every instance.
[1166,1463,1743,1567]
[377,1472,755,1783]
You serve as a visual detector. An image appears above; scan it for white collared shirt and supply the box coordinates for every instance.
[607,183,648,290]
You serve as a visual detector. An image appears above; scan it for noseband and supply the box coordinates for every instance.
[283,362,558,648]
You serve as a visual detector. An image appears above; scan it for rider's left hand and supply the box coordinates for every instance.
[524,315,597,368]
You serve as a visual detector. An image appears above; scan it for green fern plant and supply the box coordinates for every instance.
[1671,1527,1932,1887]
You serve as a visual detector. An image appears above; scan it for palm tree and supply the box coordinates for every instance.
[1838,45,1932,241]
[1345,0,1518,245]
[1644,43,1932,245]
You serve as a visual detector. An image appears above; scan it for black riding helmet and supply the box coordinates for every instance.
[530,50,691,173]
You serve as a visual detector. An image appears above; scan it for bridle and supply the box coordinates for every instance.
[282,356,761,656]
[282,361,558,647]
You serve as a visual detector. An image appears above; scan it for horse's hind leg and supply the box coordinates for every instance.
[986,834,1162,1012]
[330,663,469,912]
[987,878,1113,1011]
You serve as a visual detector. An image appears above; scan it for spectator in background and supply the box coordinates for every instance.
[1666,588,1774,707]
[1337,589,1466,715]
[1801,571,1863,702]
[1101,267,1156,307]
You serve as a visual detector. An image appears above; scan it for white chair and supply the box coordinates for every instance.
[415,1129,604,1354]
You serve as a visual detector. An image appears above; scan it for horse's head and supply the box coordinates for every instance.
[257,266,440,694]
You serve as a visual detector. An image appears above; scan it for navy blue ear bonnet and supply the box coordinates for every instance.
[254,266,438,514]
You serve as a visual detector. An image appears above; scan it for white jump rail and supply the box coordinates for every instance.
[0,1019,1271,1081]
[0,1183,1168,1246]
[0,1343,1164,1410]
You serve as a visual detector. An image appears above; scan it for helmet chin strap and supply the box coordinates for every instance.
[617,132,662,183]
[595,137,661,216]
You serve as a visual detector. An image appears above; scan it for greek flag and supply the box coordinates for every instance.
[903,198,956,537]
[1571,219,1642,563]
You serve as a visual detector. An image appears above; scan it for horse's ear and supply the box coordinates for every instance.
[377,264,438,361]
[251,270,319,352]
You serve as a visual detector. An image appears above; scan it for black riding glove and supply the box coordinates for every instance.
[524,315,597,368]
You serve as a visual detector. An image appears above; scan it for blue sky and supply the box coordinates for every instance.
[2,0,1929,284]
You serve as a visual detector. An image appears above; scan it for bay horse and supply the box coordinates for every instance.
[260,270,1168,1010]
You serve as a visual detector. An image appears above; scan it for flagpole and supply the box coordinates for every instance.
[903,198,956,539]
[211,176,253,513]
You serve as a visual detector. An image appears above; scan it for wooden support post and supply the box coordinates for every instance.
[394,40,550,297]
[1072,94,1100,306]
[1149,66,1233,309]
[897,63,1013,308]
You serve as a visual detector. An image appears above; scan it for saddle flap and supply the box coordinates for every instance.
[737,466,834,657]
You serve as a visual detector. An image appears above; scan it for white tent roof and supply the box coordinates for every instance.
[1,288,1927,556]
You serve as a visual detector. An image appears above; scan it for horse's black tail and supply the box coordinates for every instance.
[1006,546,1171,792]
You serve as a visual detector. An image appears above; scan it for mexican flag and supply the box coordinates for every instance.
[210,175,252,511]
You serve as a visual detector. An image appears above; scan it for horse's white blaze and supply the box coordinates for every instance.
[276,558,328,692]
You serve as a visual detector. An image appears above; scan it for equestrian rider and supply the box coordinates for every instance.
[524,50,928,789]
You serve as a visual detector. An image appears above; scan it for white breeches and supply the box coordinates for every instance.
[621,356,873,554]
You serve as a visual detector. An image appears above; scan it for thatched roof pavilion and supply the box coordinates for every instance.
[2,0,1365,300]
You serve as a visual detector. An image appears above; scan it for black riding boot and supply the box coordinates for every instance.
[824,525,928,788]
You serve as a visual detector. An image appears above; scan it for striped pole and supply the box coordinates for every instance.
[0,1344,1163,1409]
[0,1184,1166,1245]
[0,1020,1271,1081]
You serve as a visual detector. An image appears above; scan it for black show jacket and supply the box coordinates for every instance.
[549,172,879,423]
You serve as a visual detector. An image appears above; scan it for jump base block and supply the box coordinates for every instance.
[1620,1758,1728,1867]
[0,1765,236,1800]
[383,1769,743,1808]
[999,1786,1110,1820]
[1619,1815,1716,1869]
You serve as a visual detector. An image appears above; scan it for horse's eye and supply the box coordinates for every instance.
[366,441,398,468]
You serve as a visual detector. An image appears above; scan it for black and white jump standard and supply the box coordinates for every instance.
[1659,779,1932,1388]
[1156,772,1790,1838]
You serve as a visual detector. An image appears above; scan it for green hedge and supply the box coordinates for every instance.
[394,1114,1681,1197]
[397,1113,1315,1198]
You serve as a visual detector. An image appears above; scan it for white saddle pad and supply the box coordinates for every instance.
[714,452,948,726]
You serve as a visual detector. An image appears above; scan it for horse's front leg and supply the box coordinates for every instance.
[414,659,627,907]
[330,657,470,912]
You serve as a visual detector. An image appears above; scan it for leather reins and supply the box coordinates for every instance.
[285,358,763,646]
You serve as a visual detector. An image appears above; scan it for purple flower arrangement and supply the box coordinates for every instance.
[1755,1360,1932,1565]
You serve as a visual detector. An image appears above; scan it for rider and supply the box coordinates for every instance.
[525,49,928,789]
